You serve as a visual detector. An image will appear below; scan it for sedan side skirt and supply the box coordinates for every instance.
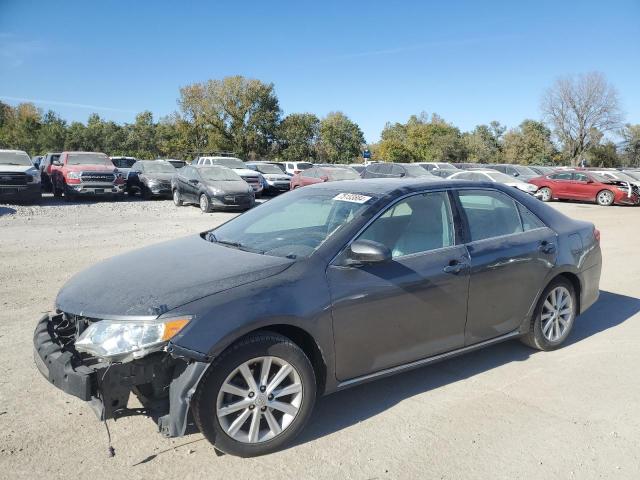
[336,330,522,389]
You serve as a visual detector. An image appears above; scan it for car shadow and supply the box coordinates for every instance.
[0,206,17,216]
[293,290,640,448]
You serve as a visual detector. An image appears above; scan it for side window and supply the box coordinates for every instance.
[287,163,294,169]
[550,172,572,181]
[573,173,589,182]
[390,164,404,177]
[458,189,524,241]
[359,192,454,258]
[302,168,317,178]
[516,203,546,231]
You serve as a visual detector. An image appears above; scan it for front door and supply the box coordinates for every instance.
[328,191,470,381]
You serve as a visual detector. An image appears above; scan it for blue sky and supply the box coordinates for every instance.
[1,0,638,142]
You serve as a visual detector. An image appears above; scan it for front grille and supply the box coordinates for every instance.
[54,313,100,348]
[80,172,115,183]
[0,172,27,186]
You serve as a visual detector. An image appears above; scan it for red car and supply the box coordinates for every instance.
[290,166,361,189]
[528,170,639,206]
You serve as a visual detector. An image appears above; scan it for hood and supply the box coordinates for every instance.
[233,168,261,177]
[262,173,291,181]
[507,182,537,191]
[0,164,35,173]
[142,172,174,182]
[56,235,293,319]
[65,164,116,172]
[204,179,252,194]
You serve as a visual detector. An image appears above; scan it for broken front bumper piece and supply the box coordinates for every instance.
[32,313,209,437]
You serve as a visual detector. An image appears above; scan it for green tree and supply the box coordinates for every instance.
[178,76,281,158]
[38,110,67,152]
[64,121,87,151]
[124,111,157,158]
[587,141,620,167]
[278,113,319,161]
[317,112,365,163]
[463,122,504,163]
[621,124,640,167]
[503,120,556,165]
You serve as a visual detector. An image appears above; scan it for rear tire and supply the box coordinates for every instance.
[192,332,316,457]
[521,277,577,351]
[52,178,62,198]
[596,189,614,206]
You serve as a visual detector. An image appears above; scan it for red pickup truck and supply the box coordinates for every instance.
[51,151,126,200]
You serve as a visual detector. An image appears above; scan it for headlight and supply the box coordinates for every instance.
[67,171,81,180]
[74,316,191,361]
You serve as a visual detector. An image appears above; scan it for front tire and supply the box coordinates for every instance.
[199,193,212,213]
[192,332,316,457]
[596,189,614,206]
[173,189,183,206]
[521,277,577,351]
[539,187,552,202]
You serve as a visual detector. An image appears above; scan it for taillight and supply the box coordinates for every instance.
[594,228,601,243]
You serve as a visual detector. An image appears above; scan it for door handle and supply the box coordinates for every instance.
[539,241,556,254]
[443,260,467,274]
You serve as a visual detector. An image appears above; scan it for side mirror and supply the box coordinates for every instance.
[320,175,329,182]
[345,240,391,265]
[586,179,594,184]
[52,160,61,166]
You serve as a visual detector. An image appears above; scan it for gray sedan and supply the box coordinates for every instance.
[34,178,601,457]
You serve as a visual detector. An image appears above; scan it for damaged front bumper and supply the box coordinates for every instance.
[33,313,209,437]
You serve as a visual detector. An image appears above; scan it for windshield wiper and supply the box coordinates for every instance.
[206,233,264,254]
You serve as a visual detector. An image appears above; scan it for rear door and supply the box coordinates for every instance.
[328,190,470,380]
[548,172,574,198]
[455,188,557,344]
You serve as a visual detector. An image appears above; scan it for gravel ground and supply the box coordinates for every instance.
[1,194,639,479]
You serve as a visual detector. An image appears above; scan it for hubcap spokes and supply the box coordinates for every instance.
[541,286,573,342]
[216,356,303,443]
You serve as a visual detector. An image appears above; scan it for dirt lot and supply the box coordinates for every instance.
[1,195,639,479]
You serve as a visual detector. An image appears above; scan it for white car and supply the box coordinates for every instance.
[590,170,640,188]
[0,149,42,203]
[417,162,459,171]
[194,156,263,195]
[281,161,313,175]
[448,169,539,195]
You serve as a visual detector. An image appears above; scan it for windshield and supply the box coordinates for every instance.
[211,157,245,169]
[512,165,537,176]
[254,164,283,174]
[199,166,242,181]
[0,151,32,166]
[436,163,456,169]
[144,162,176,174]
[486,171,525,183]
[403,164,432,177]
[209,190,375,258]
[622,170,640,181]
[600,171,637,183]
[67,153,110,165]
[326,168,361,180]
[112,158,136,168]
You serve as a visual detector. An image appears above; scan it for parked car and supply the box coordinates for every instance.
[50,151,126,200]
[246,162,292,194]
[416,162,459,172]
[361,162,439,179]
[34,178,601,457]
[39,152,61,191]
[172,165,255,212]
[110,156,137,178]
[529,166,557,176]
[427,168,458,178]
[348,163,366,174]
[0,149,42,203]
[290,166,361,189]
[448,169,539,195]
[487,164,540,182]
[126,160,176,198]
[528,170,640,206]
[195,156,263,196]
[281,161,313,175]
[252,160,287,174]
[164,159,187,170]
[590,169,640,188]
[619,169,640,181]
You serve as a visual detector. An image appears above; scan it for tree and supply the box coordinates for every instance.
[587,141,620,167]
[124,111,157,158]
[463,122,504,163]
[38,110,67,152]
[503,120,556,165]
[541,72,623,165]
[620,124,640,167]
[178,76,281,159]
[278,113,319,161]
[317,112,365,163]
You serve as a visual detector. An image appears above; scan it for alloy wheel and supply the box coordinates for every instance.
[199,194,209,212]
[539,187,552,202]
[173,189,181,206]
[597,190,613,206]
[216,356,303,444]
[541,286,574,342]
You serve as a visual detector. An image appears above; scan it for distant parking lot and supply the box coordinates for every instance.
[0,195,639,479]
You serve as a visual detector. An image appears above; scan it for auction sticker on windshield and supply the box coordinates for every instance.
[333,193,372,203]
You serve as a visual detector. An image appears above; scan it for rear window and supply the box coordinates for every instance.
[112,158,136,168]
[296,163,313,170]
[67,153,110,165]
[326,168,360,181]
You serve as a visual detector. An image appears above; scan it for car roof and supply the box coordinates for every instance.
[0,149,29,154]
